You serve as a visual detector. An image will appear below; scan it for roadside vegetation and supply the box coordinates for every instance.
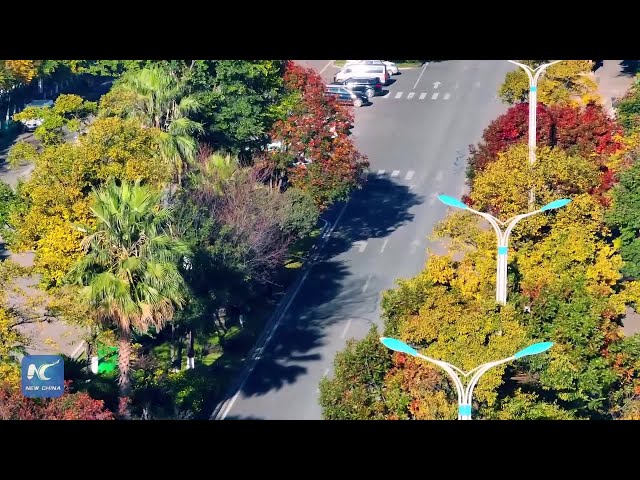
[0,60,368,419]
[320,60,640,420]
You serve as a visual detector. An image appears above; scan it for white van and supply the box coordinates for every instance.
[334,64,389,85]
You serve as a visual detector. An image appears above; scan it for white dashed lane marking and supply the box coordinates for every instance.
[419,92,427,100]
[391,170,400,177]
[407,92,415,99]
[405,170,415,180]
[395,92,403,99]
[431,92,439,100]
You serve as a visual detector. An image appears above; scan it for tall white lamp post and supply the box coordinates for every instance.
[380,337,554,420]
[437,195,571,305]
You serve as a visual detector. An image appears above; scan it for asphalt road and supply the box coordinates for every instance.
[232,61,513,420]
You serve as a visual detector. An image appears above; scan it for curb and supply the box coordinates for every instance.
[210,216,335,420]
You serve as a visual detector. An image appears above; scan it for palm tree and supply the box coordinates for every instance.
[118,67,204,185]
[68,180,188,418]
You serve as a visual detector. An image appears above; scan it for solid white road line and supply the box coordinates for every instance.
[407,92,415,99]
[443,93,451,100]
[377,169,386,175]
[341,318,354,338]
[216,199,351,420]
[380,238,389,253]
[395,92,403,99]
[405,170,415,180]
[70,341,86,359]
[361,273,373,294]
[419,93,427,100]
[431,92,440,100]
[355,241,367,253]
[413,62,429,90]
[319,60,334,74]
[391,170,400,177]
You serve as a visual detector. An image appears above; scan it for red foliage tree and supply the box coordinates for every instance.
[468,103,553,176]
[256,61,369,210]
[0,381,115,420]
[468,102,623,182]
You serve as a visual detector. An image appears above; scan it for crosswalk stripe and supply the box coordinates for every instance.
[443,93,451,100]
[407,92,415,99]
[405,170,415,180]
[395,92,403,99]
[419,93,427,100]
[431,92,439,100]
[391,170,400,177]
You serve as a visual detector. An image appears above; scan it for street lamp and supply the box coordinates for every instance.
[507,60,561,167]
[380,337,554,420]
[437,194,571,305]
[508,60,562,206]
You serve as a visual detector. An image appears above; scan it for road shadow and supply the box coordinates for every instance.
[227,173,423,400]
[620,60,640,76]
[386,78,397,86]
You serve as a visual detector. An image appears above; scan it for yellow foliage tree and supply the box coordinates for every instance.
[8,118,171,286]
[3,60,41,84]
[499,60,598,106]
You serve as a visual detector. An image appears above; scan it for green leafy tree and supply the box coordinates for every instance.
[67,180,188,417]
[615,74,640,135]
[319,326,392,420]
[606,157,640,278]
[0,181,15,227]
[114,66,204,185]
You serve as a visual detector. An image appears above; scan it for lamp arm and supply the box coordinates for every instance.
[465,356,515,408]
[417,353,465,406]
[533,60,561,83]
[508,60,534,84]
[466,208,505,239]
[503,210,541,244]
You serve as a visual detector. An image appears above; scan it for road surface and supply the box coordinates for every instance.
[226,61,513,420]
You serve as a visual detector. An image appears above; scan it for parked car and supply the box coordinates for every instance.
[324,86,368,107]
[334,64,390,86]
[345,60,399,75]
[20,99,54,131]
[330,77,383,98]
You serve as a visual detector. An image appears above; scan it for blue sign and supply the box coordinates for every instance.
[21,355,64,398]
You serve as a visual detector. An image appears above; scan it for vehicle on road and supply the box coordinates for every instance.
[324,85,368,107]
[330,77,383,98]
[345,60,399,75]
[20,99,53,131]
[334,64,389,86]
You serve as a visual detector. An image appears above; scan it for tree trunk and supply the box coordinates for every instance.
[187,329,195,369]
[117,329,133,419]
[170,323,176,368]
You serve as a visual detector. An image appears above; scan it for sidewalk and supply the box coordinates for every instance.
[594,60,638,116]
